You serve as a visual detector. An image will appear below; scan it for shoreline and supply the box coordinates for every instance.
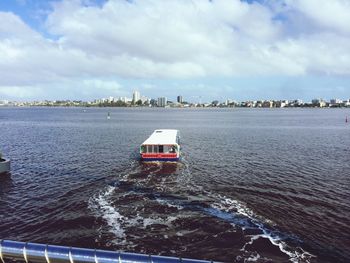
[1,105,349,109]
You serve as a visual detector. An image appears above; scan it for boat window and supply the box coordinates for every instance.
[159,145,164,153]
[147,145,152,153]
[169,145,176,153]
[140,145,146,153]
[153,145,158,153]
[163,145,169,153]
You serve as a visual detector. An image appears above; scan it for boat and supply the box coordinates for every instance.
[0,151,10,174]
[140,129,180,161]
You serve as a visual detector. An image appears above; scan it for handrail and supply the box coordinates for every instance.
[0,240,215,263]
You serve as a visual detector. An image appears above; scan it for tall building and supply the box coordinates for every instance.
[133,91,140,102]
[177,95,183,104]
[157,97,167,107]
[330,99,342,104]
[312,98,326,107]
[225,99,233,106]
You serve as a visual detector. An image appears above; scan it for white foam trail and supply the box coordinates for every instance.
[90,184,180,244]
[208,192,316,262]
[89,186,126,239]
[246,252,261,262]
[242,233,315,263]
[142,216,178,228]
[155,197,183,210]
[211,195,262,223]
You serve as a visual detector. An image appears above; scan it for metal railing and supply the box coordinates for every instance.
[0,240,214,263]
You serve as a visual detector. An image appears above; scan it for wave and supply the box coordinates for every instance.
[208,193,316,263]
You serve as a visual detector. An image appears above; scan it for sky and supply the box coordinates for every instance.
[0,0,349,102]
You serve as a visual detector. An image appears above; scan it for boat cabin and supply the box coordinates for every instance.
[140,129,180,161]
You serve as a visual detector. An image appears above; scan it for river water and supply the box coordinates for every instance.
[0,107,349,263]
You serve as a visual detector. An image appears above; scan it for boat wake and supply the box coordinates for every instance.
[88,185,126,242]
[88,159,316,262]
[88,161,182,248]
[207,193,316,262]
[89,182,183,250]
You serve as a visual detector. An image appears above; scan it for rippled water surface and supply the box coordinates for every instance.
[0,107,349,263]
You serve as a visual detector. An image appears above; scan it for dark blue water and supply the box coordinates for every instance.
[0,107,349,263]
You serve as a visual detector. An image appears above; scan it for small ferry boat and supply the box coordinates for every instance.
[0,152,10,174]
[140,129,180,161]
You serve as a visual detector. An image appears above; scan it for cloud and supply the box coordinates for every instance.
[44,0,283,77]
[0,0,350,100]
[284,0,350,35]
[0,77,123,100]
[0,85,43,99]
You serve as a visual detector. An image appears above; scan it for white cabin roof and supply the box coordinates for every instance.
[142,129,179,145]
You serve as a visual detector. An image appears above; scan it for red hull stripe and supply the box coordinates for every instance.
[142,158,179,162]
[141,153,178,159]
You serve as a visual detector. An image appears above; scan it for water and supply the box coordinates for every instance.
[0,107,349,263]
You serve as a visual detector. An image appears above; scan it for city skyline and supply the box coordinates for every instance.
[2,88,350,108]
[0,1,350,101]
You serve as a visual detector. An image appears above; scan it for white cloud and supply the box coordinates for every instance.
[0,85,43,99]
[0,0,350,99]
[0,78,123,100]
[285,0,350,35]
[44,0,283,76]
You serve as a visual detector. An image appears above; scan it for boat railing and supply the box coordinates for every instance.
[0,240,215,263]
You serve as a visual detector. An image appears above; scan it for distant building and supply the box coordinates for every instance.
[291,99,303,106]
[330,99,342,104]
[211,100,219,106]
[133,91,140,102]
[262,100,273,108]
[141,96,148,104]
[157,97,167,107]
[177,95,183,104]
[241,101,252,107]
[0,100,9,106]
[329,99,343,107]
[150,99,157,107]
[312,98,326,107]
[275,100,286,108]
[118,97,128,103]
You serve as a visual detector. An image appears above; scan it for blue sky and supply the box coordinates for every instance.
[0,0,349,102]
